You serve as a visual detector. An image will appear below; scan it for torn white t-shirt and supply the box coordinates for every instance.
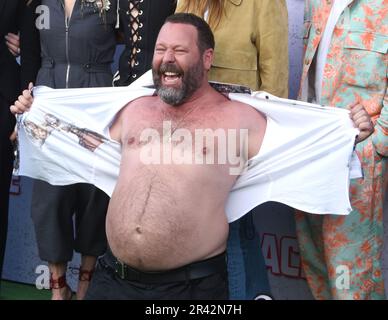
[16,81,361,222]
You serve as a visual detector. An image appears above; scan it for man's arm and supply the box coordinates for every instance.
[109,104,127,142]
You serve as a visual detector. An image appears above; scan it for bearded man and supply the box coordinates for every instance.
[11,13,374,300]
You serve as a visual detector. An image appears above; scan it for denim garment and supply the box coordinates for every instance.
[227,211,271,300]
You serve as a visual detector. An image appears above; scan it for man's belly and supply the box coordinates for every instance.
[106,168,230,271]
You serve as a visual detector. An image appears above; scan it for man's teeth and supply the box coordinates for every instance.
[164,72,179,76]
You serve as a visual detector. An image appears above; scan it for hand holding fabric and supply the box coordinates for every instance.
[349,102,374,144]
[10,82,34,114]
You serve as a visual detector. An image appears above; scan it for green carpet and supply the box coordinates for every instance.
[0,280,51,300]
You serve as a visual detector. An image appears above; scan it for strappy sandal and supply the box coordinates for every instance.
[78,268,94,282]
[50,274,74,300]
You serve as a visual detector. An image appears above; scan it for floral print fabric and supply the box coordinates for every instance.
[296,0,387,300]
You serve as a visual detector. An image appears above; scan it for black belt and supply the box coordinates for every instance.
[101,249,227,284]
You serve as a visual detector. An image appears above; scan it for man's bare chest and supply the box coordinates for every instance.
[121,111,246,174]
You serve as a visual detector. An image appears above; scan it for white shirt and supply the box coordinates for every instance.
[315,0,352,103]
[17,73,361,222]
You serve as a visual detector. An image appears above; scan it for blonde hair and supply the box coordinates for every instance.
[179,0,225,30]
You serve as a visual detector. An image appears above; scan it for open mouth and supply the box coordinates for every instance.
[162,71,182,86]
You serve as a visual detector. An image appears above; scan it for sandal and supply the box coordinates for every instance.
[50,274,74,300]
[79,268,94,282]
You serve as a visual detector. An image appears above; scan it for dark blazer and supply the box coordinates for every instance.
[0,0,40,285]
[0,0,41,134]
[36,0,117,89]
[0,0,41,104]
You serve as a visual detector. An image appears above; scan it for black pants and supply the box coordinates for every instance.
[85,250,229,300]
[0,95,15,282]
[31,180,109,263]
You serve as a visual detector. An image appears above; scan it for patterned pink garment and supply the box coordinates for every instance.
[296,0,387,299]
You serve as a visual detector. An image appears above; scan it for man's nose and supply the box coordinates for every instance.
[162,49,175,63]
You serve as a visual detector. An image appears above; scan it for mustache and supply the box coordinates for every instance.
[158,63,184,75]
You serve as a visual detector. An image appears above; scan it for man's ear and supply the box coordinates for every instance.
[203,48,214,71]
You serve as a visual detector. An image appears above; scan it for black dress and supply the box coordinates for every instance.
[36,0,118,88]
[114,0,176,86]
[0,0,40,285]
[31,0,119,263]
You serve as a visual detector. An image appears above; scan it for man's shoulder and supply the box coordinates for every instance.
[224,99,266,123]
[122,95,159,113]
[130,95,159,106]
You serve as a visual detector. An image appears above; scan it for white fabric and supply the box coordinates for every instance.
[315,0,352,103]
[17,75,361,222]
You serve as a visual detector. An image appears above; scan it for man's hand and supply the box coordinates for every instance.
[5,32,20,57]
[10,82,34,114]
[349,102,374,144]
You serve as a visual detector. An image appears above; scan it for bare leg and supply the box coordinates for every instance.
[49,262,72,300]
[77,255,97,300]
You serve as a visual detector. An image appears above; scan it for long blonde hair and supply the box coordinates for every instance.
[179,0,225,30]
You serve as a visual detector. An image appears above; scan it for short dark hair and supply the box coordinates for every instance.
[164,13,215,54]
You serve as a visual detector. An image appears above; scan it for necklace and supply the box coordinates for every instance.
[80,0,111,22]
[162,104,202,143]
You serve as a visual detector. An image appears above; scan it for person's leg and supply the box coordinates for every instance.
[31,181,76,300]
[74,183,109,299]
[77,255,97,300]
[146,272,228,300]
[187,272,229,300]
[84,257,117,300]
[0,95,15,292]
[0,138,13,292]
[85,253,149,300]
[240,210,271,299]
[86,250,229,300]
[227,211,271,300]
[322,167,386,300]
[295,212,331,300]
[48,262,72,300]
[226,219,246,299]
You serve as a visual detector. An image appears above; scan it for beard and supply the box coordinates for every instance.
[152,59,204,106]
